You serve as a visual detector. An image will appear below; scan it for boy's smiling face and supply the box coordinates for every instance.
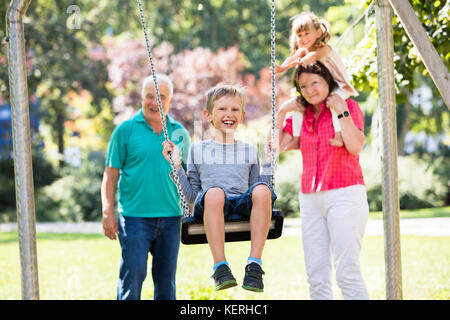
[203,94,245,142]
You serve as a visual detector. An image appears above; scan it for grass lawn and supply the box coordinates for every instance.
[368,206,450,219]
[0,231,448,300]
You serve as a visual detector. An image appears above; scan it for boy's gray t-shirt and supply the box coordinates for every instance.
[173,139,272,204]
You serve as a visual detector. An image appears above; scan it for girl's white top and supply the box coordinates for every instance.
[319,45,358,99]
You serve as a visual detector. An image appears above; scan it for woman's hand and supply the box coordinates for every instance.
[162,140,182,170]
[264,138,281,165]
[326,94,365,155]
[326,92,347,114]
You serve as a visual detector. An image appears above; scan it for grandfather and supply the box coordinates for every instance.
[101,74,190,300]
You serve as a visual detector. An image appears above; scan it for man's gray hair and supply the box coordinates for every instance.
[141,74,174,99]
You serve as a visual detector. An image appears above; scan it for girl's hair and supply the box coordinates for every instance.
[293,61,338,106]
[205,83,246,114]
[289,12,331,54]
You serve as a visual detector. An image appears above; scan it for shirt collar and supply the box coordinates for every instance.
[135,109,174,127]
[304,100,328,132]
[305,100,328,117]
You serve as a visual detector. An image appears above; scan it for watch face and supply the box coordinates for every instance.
[343,111,349,117]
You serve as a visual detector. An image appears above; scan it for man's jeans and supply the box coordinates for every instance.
[117,214,181,300]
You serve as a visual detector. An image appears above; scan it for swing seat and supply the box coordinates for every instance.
[181,210,284,245]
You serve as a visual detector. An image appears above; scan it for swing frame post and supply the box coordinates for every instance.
[6,0,40,300]
[375,0,402,300]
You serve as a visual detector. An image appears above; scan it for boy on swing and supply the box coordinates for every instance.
[162,83,277,292]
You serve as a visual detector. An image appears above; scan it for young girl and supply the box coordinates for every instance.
[276,12,358,149]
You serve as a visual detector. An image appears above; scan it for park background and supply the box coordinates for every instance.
[0,0,449,299]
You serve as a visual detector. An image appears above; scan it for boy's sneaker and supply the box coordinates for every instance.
[211,264,237,291]
[242,263,265,292]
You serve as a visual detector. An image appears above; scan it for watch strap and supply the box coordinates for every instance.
[337,110,350,119]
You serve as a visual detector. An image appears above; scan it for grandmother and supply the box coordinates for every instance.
[276,61,370,300]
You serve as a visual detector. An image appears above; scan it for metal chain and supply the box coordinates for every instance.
[270,0,277,189]
[136,0,191,217]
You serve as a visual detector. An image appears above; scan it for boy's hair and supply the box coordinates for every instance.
[205,83,246,114]
[289,12,331,54]
[141,74,174,99]
[293,61,338,107]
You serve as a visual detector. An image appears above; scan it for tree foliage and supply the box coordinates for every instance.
[349,0,449,139]
[106,38,291,133]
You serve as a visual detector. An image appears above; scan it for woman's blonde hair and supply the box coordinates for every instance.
[289,12,331,54]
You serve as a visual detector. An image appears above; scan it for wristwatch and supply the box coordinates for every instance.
[337,110,350,119]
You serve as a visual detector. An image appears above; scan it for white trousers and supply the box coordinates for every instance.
[299,184,370,300]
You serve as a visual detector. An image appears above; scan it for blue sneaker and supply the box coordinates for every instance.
[211,264,237,291]
[242,263,265,292]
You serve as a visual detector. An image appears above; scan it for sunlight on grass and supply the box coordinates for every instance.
[369,206,450,219]
[1,232,448,300]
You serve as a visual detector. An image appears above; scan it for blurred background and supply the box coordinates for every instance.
[0,0,448,223]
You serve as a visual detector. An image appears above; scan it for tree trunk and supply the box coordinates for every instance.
[397,99,411,156]
[56,108,65,168]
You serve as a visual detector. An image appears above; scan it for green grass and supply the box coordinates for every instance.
[369,206,450,219]
[1,231,448,300]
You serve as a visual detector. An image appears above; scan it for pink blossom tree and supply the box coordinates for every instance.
[106,38,290,135]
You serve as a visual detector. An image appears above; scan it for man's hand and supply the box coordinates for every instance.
[102,212,119,240]
[101,167,120,240]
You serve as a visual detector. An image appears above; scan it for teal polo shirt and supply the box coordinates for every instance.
[105,109,190,218]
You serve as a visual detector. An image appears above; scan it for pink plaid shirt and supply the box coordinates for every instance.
[283,99,365,193]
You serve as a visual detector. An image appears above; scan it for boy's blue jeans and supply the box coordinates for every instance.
[193,182,277,219]
[117,214,181,300]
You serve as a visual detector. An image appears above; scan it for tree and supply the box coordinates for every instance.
[1,0,112,167]
[350,0,449,154]
[106,39,290,133]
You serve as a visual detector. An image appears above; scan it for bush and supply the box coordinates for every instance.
[35,153,105,222]
[361,147,447,211]
[274,151,302,217]
[0,151,60,222]
[272,146,448,215]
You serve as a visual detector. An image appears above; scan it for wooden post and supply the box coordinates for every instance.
[6,0,39,300]
[388,0,450,109]
[376,0,403,300]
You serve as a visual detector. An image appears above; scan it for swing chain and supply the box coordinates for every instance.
[136,0,191,217]
[270,0,278,189]
[136,0,277,215]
